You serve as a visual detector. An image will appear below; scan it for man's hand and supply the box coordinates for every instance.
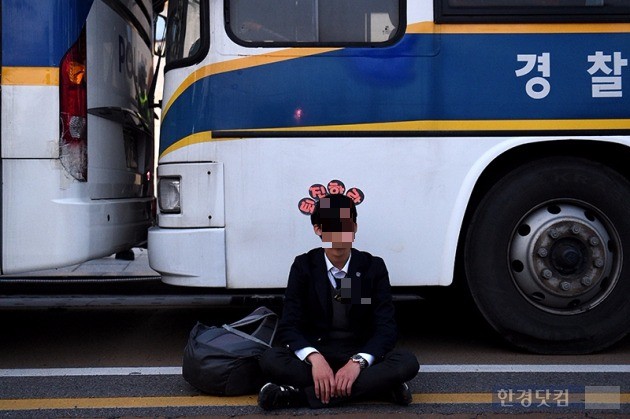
[307,352,336,404]
[334,360,361,397]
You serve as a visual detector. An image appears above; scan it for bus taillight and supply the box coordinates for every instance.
[59,27,87,181]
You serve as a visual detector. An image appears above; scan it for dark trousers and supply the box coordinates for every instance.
[259,344,419,408]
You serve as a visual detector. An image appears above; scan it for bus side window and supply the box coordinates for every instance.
[226,0,401,46]
[229,0,317,43]
[438,0,630,22]
[317,0,398,43]
[447,0,602,5]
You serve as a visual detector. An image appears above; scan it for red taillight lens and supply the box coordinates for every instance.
[59,28,87,181]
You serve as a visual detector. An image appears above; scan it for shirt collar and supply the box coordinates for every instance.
[324,251,351,274]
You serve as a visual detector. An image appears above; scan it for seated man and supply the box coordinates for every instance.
[258,193,419,410]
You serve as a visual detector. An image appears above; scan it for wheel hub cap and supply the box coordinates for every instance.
[509,202,620,314]
[550,238,586,275]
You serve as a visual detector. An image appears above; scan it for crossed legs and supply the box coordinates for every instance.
[259,346,419,408]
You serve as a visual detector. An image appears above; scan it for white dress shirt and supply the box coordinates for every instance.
[294,252,374,367]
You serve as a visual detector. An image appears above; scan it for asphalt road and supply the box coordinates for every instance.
[0,286,628,418]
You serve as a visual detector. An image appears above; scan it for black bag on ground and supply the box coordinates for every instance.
[182,306,278,396]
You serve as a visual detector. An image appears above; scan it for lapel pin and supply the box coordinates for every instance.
[356,272,361,277]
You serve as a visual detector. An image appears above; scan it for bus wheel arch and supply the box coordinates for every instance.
[458,142,630,354]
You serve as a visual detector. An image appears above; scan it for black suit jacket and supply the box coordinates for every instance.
[277,247,397,360]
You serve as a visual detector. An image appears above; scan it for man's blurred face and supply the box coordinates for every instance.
[314,205,357,248]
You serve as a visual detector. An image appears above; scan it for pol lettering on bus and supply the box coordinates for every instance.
[118,35,137,77]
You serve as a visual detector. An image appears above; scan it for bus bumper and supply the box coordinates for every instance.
[148,226,226,287]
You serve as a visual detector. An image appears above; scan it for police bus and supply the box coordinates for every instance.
[150,0,630,353]
[1,0,162,274]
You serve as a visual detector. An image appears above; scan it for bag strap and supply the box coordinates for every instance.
[228,306,276,328]
[250,314,278,346]
[222,324,272,348]
[222,306,278,347]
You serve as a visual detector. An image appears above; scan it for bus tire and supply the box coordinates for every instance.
[464,157,630,354]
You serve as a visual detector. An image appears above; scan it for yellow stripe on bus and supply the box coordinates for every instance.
[236,118,630,133]
[160,118,630,158]
[408,21,630,34]
[1,67,59,86]
[160,131,216,158]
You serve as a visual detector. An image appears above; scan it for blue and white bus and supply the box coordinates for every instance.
[1,0,162,273]
[150,0,630,353]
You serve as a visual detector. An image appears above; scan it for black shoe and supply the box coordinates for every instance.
[391,382,413,406]
[258,382,303,410]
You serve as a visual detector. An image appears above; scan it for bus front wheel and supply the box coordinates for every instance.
[465,157,630,354]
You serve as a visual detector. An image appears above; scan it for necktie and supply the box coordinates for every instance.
[333,269,346,290]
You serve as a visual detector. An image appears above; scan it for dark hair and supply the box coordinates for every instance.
[310,194,357,225]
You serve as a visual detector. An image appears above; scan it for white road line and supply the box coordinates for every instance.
[0,367,182,377]
[0,364,628,377]
[420,364,630,373]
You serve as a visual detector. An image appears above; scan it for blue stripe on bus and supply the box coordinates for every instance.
[2,0,94,66]
[160,32,630,154]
